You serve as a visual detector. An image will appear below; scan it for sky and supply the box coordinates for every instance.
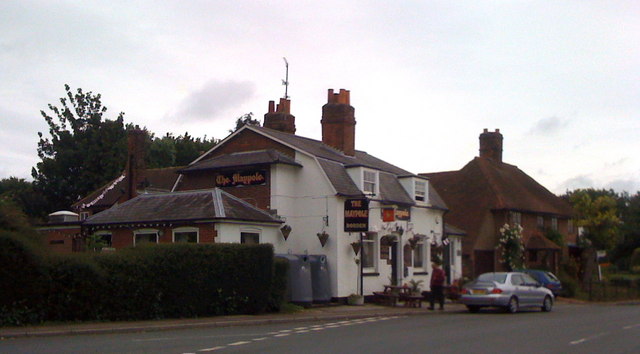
[1,1,639,195]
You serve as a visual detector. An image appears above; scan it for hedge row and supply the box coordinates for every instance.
[0,232,287,326]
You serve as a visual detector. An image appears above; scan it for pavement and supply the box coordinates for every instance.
[0,301,471,339]
[3,297,624,340]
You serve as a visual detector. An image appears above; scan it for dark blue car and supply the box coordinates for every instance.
[518,269,563,297]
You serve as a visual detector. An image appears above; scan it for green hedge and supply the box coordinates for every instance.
[0,235,286,325]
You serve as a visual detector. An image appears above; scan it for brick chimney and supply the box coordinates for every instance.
[122,127,146,202]
[263,98,296,134]
[321,89,356,156]
[479,128,503,163]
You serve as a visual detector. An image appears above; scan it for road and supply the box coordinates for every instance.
[1,303,639,353]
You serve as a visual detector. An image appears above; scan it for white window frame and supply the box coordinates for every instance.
[509,211,522,226]
[133,228,159,247]
[551,217,558,231]
[413,239,425,270]
[362,232,378,272]
[362,169,378,196]
[240,227,261,244]
[537,216,544,229]
[172,227,199,243]
[414,180,426,202]
[80,211,90,220]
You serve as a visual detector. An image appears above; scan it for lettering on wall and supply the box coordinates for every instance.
[344,198,369,232]
[215,169,267,187]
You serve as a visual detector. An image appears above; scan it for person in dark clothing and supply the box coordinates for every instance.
[429,261,446,310]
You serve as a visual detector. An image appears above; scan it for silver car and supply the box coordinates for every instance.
[460,272,554,313]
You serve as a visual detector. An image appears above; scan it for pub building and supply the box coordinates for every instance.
[66,88,461,300]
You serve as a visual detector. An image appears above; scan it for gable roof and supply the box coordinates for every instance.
[239,126,447,208]
[73,166,183,210]
[180,149,302,173]
[423,157,573,241]
[83,188,282,227]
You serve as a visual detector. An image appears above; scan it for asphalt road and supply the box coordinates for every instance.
[1,303,639,353]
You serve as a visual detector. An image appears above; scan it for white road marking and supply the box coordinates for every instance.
[293,326,308,330]
[252,337,268,341]
[569,332,608,345]
[278,329,292,333]
[228,341,250,346]
[198,346,226,352]
[274,333,291,337]
[311,327,325,331]
[623,323,640,330]
[295,330,310,333]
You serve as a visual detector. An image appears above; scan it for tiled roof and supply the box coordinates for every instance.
[180,149,302,173]
[526,234,561,250]
[445,223,467,236]
[83,188,282,226]
[422,157,573,244]
[250,126,412,175]
[245,126,448,208]
[73,166,183,210]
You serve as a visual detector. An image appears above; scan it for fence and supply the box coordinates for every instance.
[583,280,640,302]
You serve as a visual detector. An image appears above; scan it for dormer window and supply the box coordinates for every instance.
[415,181,426,202]
[363,170,377,195]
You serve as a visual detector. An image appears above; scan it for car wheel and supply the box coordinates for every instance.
[541,295,553,312]
[467,305,480,313]
[506,297,518,314]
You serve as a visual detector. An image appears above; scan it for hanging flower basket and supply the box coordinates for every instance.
[351,241,362,255]
[317,231,329,247]
[408,236,419,250]
[280,225,292,241]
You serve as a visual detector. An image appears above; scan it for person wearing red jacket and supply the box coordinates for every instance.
[429,261,446,310]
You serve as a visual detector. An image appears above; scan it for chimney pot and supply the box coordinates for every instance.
[264,98,296,134]
[268,101,275,113]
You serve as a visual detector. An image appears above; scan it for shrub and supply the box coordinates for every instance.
[630,248,640,272]
[558,271,578,298]
[0,232,49,325]
[608,275,633,287]
[267,257,289,312]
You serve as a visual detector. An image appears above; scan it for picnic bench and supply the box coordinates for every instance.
[373,285,423,308]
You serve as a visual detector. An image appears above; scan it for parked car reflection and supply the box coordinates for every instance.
[460,272,554,313]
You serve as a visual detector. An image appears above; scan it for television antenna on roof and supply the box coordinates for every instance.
[282,57,289,99]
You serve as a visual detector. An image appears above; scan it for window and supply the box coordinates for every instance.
[362,232,377,270]
[551,217,558,231]
[509,211,522,226]
[537,216,544,230]
[241,232,260,244]
[134,229,159,246]
[568,219,575,233]
[363,170,377,195]
[415,180,426,202]
[173,227,199,243]
[413,240,425,269]
[511,274,525,286]
[80,212,90,220]
[94,231,112,248]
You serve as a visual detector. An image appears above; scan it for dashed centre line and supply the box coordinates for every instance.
[193,316,402,352]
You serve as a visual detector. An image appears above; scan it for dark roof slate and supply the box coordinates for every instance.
[180,149,301,173]
[84,188,282,226]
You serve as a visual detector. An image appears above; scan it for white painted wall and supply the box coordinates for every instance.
[214,222,280,245]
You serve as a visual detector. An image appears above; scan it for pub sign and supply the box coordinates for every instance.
[344,198,369,232]
[215,169,267,187]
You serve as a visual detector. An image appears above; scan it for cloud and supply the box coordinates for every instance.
[555,175,595,193]
[528,116,568,136]
[605,179,640,194]
[169,80,256,122]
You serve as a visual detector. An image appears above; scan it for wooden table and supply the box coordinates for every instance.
[373,285,423,307]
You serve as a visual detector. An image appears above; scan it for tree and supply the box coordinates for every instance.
[229,112,260,133]
[565,189,621,251]
[32,85,128,211]
[0,177,50,221]
[146,132,217,168]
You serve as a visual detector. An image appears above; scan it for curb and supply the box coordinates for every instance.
[0,306,463,339]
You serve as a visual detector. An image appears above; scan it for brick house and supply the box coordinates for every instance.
[421,129,575,277]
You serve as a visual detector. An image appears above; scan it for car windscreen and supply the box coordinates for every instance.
[546,272,560,282]
[477,273,508,283]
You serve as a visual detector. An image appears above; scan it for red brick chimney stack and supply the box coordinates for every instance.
[321,88,356,156]
[479,128,503,163]
[123,127,146,202]
[263,98,296,134]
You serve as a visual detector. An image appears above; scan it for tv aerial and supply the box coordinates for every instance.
[282,57,289,99]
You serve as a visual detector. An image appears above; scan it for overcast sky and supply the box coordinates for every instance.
[1,1,638,195]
